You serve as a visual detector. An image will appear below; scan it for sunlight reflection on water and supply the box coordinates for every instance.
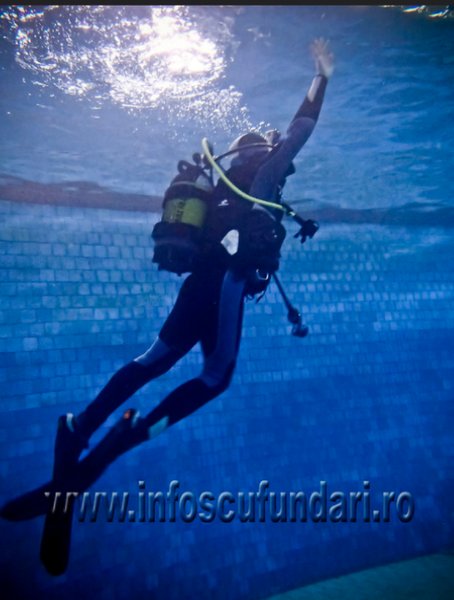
[0,5,252,130]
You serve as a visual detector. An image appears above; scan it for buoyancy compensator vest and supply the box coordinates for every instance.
[203,160,287,274]
[151,160,214,275]
[152,140,299,278]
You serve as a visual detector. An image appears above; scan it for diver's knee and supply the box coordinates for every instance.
[200,362,236,394]
[134,337,181,376]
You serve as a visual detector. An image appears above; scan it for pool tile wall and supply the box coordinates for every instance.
[0,199,453,599]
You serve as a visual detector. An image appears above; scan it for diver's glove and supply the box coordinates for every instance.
[294,219,319,244]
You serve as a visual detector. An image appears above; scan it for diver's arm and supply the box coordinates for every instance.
[284,37,334,151]
[289,37,334,127]
[290,75,328,126]
[250,39,334,199]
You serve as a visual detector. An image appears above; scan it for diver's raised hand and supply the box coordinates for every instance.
[311,38,335,79]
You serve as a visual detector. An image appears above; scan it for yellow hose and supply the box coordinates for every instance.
[201,137,287,213]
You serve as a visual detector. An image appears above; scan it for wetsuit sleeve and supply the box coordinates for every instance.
[290,74,328,124]
[249,73,328,201]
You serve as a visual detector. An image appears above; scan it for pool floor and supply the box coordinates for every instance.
[266,553,454,600]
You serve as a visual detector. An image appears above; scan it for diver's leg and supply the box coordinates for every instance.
[60,272,205,457]
[51,338,182,464]
[141,269,246,439]
[51,270,246,490]
[74,338,182,440]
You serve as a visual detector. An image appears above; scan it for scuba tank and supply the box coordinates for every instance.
[151,159,214,275]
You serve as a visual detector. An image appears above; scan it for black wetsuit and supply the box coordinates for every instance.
[75,74,329,452]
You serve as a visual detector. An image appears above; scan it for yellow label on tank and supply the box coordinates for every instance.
[163,198,207,227]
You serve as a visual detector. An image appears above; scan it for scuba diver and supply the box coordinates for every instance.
[1,39,334,524]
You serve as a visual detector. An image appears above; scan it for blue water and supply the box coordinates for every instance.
[1,5,453,207]
[0,6,453,600]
